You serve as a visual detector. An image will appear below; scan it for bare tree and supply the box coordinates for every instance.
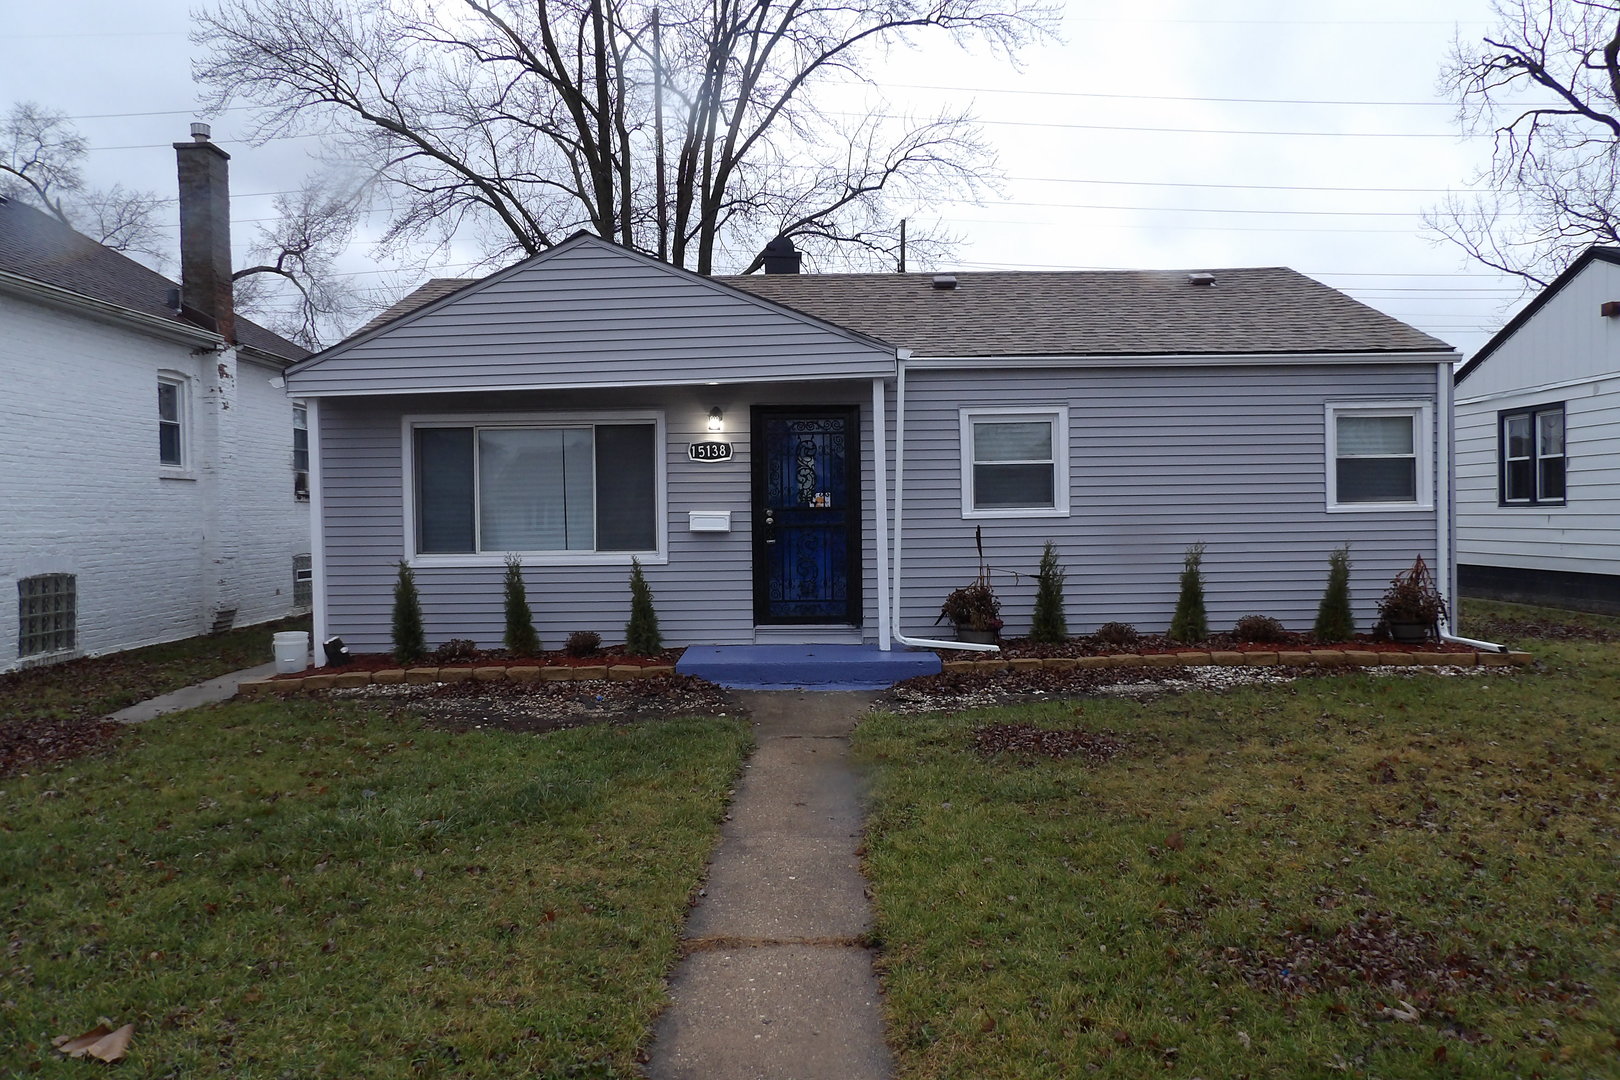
[1,102,169,262]
[193,0,1051,275]
[1432,0,1620,287]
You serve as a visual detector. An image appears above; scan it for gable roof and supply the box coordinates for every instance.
[285,233,899,395]
[1454,246,1620,385]
[353,258,1451,363]
[725,267,1451,358]
[0,195,308,362]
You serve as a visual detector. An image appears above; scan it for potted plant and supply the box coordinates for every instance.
[1377,554,1448,643]
[937,580,1003,644]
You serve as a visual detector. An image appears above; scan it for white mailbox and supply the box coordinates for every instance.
[688,510,732,533]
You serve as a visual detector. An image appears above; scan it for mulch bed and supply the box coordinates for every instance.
[938,632,1477,661]
[344,673,735,734]
[274,645,686,680]
[0,717,123,777]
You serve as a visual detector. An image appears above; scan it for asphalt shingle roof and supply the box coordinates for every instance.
[0,195,308,361]
[723,268,1451,357]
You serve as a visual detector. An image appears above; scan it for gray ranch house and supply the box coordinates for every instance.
[284,233,1459,656]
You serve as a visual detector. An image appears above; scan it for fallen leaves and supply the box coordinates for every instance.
[971,724,1127,763]
[1,718,122,778]
[53,1021,134,1062]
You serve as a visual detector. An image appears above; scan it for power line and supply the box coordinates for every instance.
[893,84,1475,109]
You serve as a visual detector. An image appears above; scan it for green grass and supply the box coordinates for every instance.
[0,615,311,723]
[1,699,750,1077]
[856,601,1620,1078]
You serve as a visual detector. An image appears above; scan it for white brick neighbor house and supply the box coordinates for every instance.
[0,129,311,672]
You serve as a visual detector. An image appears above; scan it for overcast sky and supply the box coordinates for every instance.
[3,0,1517,356]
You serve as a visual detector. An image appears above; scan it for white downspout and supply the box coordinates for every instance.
[872,377,893,650]
[307,396,328,660]
[889,352,1000,653]
[1432,360,1508,652]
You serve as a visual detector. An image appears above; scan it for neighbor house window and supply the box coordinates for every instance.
[960,407,1069,517]
[158,375,186,467]
[18,574,76,657]
[1500,403,1565,505]
[412,418,661,557]
[1325,403,1431,510]
[293,403,310,500]
[293,554,313,608]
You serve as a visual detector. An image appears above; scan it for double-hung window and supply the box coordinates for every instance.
[1499,403,1565,505]
[158,375,186,468]
[1325,402,1431,510]
[411,415,662,560]
[960,407,1069,517]
[293,403,310,499]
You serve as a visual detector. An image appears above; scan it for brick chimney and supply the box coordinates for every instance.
[174,122,235,343]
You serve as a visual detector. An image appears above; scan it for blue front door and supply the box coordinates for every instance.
[752,406,862,625]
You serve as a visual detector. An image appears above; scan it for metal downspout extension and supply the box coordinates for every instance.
[889,352,1000,653]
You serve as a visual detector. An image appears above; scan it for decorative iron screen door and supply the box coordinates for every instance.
[752,405,863,625]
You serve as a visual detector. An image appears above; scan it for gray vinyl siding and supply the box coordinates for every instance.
[317,383,881,652]
[289,242,895,396]
[893,364,1442,637]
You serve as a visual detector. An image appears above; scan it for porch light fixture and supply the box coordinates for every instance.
[707,407,724,432]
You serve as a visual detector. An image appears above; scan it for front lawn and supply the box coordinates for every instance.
[1,699,749,1077]
[856,603,1620,1078]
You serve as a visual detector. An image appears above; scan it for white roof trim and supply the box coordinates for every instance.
[0,267,222,348]
[906,350,1461,369]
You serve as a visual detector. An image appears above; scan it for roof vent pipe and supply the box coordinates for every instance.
[932,274,957,290]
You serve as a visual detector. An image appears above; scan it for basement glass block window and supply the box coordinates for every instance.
[18,574,76,657]
[293,554,313,608]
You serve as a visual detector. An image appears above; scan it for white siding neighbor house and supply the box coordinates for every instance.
[1455,246,1620,613]
[0,128,311,673]
[286,232,1460,656]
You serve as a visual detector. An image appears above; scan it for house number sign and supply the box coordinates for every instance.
[688,441,734,462]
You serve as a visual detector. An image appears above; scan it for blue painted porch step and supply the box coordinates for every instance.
[675,644,941,690]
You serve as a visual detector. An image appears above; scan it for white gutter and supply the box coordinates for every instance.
[890,352,999,653]
[0,268,222,348]
[872,377,893,651]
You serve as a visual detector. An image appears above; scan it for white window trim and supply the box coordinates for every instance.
[401,409,669,567]
[157,371,192,476]
[1324,400,1433,513]
[959,406,1070,519]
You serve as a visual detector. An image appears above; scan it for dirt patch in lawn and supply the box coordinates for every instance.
[335,674,737,733]
[0,717,123,777]
[1221,912,1593,1010]
[972,723,1128,763]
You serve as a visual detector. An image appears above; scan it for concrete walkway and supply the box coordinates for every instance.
[648,690,893,1080]
[107,661,279,724]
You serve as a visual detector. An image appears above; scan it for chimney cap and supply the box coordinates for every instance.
[932,274,957,290]
[190,122,212,142]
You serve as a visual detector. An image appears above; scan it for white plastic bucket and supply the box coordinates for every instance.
[272,631,310,675]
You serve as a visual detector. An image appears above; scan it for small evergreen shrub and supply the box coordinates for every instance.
[1313,544,1356,642]
[565,630,602,657]
[502,555,540,656]
[1232,614,1288,644]
[432,638,480,662]
[1166,542,1209,643]
[1030,541,1069,644]
[391,560,426,665]
[625,557,663,656]
[1093,621,1139,647]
